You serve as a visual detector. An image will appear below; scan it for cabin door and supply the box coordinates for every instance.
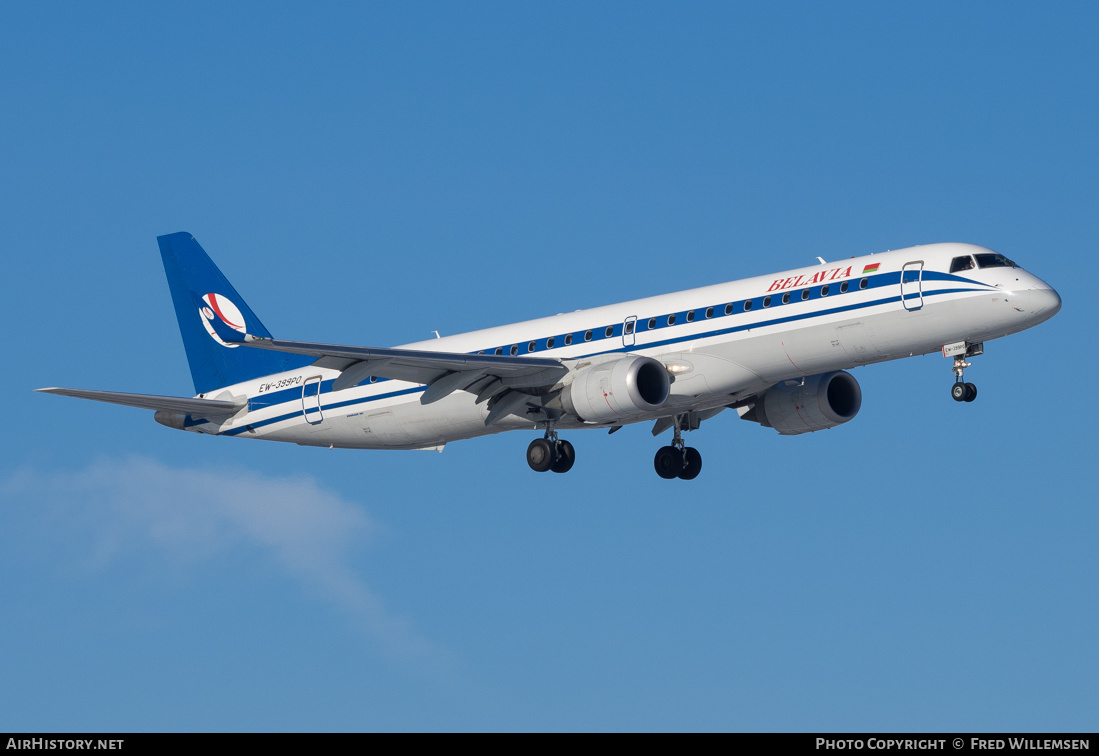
[622,316,637,347]
[901,261,924,311]
[302,376,324,424]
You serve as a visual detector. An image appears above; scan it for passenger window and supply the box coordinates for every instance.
[510,345,519,356]
[584,330,593,342]
[724,303,733,315]
[859,278,868,289]
[705,307,714,318]
[605,326,614,337]
[647,318,656,330]
[668,314,676,325]
[528,341,536,352]
[624,321,634,335]
[494,347,503,356]
[743,300,752,311]
[801,290,810,300]
[546,337,555,348]
[369,376,377,383]
[950,255,976,273]
[686,310,695,322]
[782,293,791,304]
[840,281,849,293]
[763,296,771,308]
[821,285,829,296]
[564,334,573,346]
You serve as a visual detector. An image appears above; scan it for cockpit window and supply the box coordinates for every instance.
[950,255,975,273]
[974,253,1016,269]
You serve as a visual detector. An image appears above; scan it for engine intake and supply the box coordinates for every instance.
[561,355,670,423]
[739,371,862,435]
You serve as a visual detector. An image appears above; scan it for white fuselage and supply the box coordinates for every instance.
[183,243,1060,449]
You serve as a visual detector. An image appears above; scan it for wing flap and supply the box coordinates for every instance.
[420,370,485,405]
[484,390,537,426]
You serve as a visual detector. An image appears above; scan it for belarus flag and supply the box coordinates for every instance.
[862,263,880,275]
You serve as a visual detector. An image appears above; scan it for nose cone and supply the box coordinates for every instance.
[1023,286,1062,324]
[1040,287,1062,317]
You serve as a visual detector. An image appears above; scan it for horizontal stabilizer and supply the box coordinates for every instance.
[36,387,245,415]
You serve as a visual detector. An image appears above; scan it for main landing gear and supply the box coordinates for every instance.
[653,418,702,480]
[526,426,575,474]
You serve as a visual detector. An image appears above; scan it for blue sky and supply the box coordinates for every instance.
[1,2,1096,732]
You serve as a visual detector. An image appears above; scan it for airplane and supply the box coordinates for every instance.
[38,232,1061,479]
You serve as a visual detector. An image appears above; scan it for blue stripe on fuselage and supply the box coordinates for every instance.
[207,276,990,436]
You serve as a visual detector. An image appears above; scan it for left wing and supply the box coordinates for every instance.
[205,312,571,421]
[241,335,569,413]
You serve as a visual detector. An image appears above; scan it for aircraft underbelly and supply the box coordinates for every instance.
[353,392,491,448]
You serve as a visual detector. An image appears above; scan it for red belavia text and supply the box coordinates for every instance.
[767,266,854,293]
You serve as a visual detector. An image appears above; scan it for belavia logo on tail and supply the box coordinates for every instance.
[198,293,247,348]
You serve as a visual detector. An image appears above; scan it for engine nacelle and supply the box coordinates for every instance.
[738,371,862,435]
[561,355,671,423]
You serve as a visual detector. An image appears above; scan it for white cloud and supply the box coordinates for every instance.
[3,456,440,663]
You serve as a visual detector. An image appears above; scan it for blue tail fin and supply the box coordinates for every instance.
[158,232,312,395]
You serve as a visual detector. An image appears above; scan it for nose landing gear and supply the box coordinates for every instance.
[945,341,983,403]
[949,350,980,403]
[951,380,977,403]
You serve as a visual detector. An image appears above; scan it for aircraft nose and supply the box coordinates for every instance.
[1022,285,1062,320]
[1035,286,1061,316]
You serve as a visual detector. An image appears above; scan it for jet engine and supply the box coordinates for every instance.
[738,371,862,435]
[561,355,671,423]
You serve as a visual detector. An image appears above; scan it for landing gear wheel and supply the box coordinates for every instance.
[949,347,982,403]
[678,447,702,480]
[526,438,556,472]
[654,446,683,479]
[551,440,575,473]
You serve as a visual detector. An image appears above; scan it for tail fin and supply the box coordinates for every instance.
[158,232,312,395]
